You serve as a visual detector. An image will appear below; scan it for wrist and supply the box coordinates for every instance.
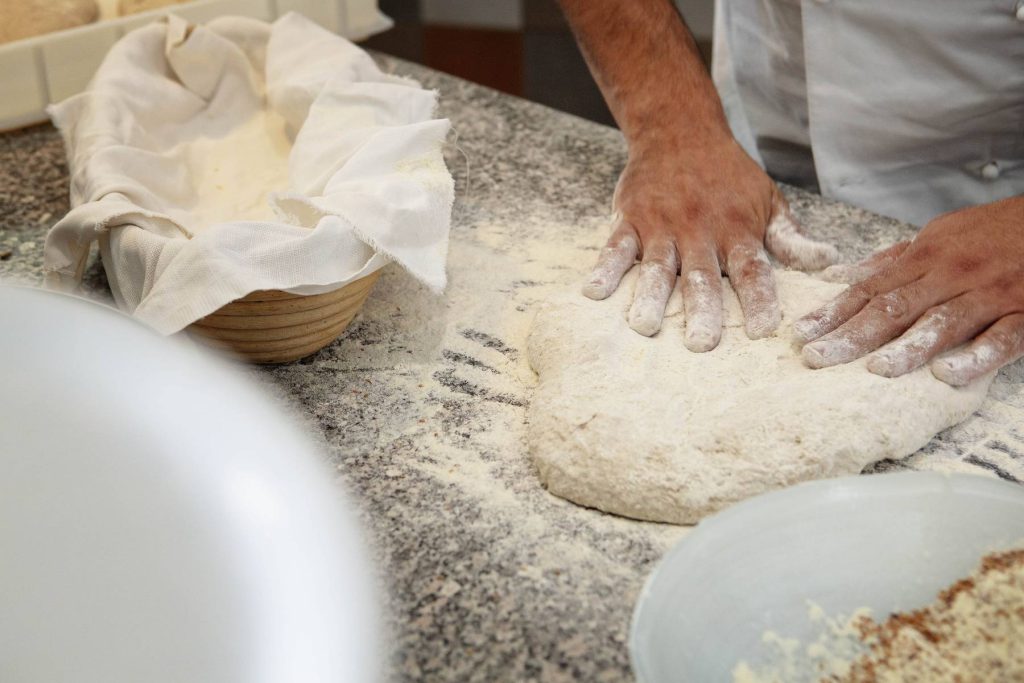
[622,80,734,154]
[628,122,737,161]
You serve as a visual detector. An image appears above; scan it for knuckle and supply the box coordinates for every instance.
[605,238,635,257]
[989,273,1022,296]
[923,302,955,325]
[643,259,677,278]
[682,201,704,223]
[644,242,678,269]
[985,327,1017,353]
[868,290,912,319]
[687,266,719,282]
[738,260,768,281]
[990,316,1024,352]
[884,240,912,259]
[608,221,638,245]
[685,267,720,293]
[728,246,769,280]
[846,282,873,300]
[906,243,936,263]
[723,205,748,226]
[951,256,982,276]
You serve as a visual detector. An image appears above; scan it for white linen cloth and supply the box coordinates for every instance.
[712,0,1024,227]
[44,12,453,334]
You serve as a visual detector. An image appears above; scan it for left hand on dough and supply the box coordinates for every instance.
[793,196,1024,386]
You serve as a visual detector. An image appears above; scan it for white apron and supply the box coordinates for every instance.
[712,0,1024,226]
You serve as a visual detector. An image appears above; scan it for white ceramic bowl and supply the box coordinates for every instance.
[0,286,378,683]
[630,471,1024,683]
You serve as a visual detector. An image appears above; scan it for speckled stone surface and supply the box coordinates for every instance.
[2,57,1023,682]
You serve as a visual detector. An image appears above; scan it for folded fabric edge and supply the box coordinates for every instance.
[137,252,391,336]
[271,181,453,296]
[43,200,187,291]
[126,213,393,334]
[349,212,450,295]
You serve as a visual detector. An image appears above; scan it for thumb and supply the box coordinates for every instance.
[764,191,839,271]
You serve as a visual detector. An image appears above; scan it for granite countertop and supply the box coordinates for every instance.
[2,57,1023,682]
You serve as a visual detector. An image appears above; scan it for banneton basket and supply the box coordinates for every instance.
[186,270,381,364]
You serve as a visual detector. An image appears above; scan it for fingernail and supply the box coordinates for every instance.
[866,352,897,378]
[802,342,827,368]
[628,306,661,337]
[684,325,718,353]
[820,265,849,283]
[745,309,781,340]
[792,317,820,343]
[802,339,854,369]
[817,244,840,268]
[931,355,970,386]
[582,279,608,300]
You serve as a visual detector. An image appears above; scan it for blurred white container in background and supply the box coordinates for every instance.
[0,0,391,131]
[0,285,381,683]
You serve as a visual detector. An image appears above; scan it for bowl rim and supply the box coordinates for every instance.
[628,470,1024,683]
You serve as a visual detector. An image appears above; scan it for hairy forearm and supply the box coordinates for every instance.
[558,0,730,151]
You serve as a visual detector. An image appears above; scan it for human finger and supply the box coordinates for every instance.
[627,239,679,337]
[725,240,781,339]
[931,313,1024,386]
[764,193,839,271]
[802,279,942,369]
[821,241,912,284]
[678,240,722,352]
[582,215,639,300]
[865,291,998,378]
[792,264,913,345]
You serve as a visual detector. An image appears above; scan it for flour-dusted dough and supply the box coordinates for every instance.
[527,270,993,525]
[0,0,99,44]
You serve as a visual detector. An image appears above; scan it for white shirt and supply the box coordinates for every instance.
[712,0,1024,226]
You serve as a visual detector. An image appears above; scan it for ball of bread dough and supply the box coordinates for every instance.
[0,0,99,44]
[117,0,189,16]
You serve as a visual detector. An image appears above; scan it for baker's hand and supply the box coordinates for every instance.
[582,138,837,351]
[794,196,1024,385]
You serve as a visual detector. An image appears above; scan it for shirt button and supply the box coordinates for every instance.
[981,161,1000,180]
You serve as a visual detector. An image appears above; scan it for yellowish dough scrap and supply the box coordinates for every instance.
[117,0,189,16]
[0,0,100,44]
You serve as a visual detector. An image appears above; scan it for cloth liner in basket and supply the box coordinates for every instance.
[44,12,454,335]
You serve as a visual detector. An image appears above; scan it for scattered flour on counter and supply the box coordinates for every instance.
[298,225,690,580]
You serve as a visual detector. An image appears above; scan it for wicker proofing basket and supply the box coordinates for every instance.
[185,270,382,364]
